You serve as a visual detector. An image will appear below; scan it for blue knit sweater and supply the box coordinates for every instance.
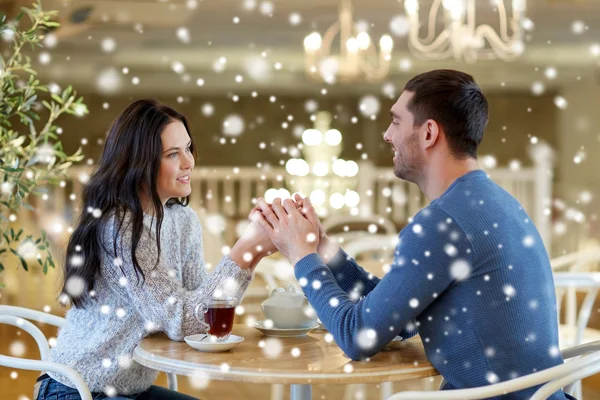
[296,170,571,399]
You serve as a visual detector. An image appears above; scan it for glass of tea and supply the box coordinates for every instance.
[194,297,237,342]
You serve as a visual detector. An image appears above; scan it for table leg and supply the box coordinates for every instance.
[290,384,312,400]
[167,373,178,391]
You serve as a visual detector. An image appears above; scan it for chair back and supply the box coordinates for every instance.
[386,340,600,400]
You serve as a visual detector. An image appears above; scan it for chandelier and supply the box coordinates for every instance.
[404,0,527,63]
[284,112,360,216]
[303,0,394,83]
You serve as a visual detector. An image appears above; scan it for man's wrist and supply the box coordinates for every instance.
[318,235,340,263]
[291,248,318,265]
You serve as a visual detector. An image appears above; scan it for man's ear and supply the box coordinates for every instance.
[423,119,440,150]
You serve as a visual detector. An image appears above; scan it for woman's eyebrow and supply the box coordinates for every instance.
[164,140,192,153]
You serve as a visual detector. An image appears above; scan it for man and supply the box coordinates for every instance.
[254,69,571,399]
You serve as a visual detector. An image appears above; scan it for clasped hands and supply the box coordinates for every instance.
[250,194,339,266]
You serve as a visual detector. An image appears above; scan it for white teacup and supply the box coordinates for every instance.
[261,286,318,329]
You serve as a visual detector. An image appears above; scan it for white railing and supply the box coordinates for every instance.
[26,142,555,253]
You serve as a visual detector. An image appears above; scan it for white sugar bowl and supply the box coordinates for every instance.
[261,286,317,329]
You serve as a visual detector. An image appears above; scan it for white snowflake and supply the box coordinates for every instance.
[529,300,539,309]
[412,224,423,235]
[444,244,458,257]
[503,284,516,298]
[118,355,132,369]
[486,372,499,384]
[188,370,211,389]
[356,328,377,350]
[104,386,117,397]
[450,259,471,281]
[523,235,535,247]
[145,321,158,332]
[262,338,283,358]
[9,341,25,357]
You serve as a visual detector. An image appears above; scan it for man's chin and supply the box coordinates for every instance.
[393,166,412,182]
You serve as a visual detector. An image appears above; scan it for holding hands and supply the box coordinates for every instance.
[252,194,339,265]
[255,196,319,264]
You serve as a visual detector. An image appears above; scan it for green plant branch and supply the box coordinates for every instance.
[0,1,87,278]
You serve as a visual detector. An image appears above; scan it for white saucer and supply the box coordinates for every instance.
[184,333,244,352]
[254,320,319,337]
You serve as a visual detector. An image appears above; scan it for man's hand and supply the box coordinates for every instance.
[254,197,319,265]
[251,194,340,262]
[291,194,340,262]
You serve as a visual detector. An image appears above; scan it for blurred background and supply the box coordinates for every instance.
[1,0,600,398]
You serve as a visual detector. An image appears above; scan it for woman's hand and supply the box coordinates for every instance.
[229,211,278,270]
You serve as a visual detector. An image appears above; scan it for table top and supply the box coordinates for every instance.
[133,325,438,385]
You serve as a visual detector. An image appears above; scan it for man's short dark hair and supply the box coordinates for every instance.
[403,69,488,159]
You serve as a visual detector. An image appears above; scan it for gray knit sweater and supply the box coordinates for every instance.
[47,204,252,395]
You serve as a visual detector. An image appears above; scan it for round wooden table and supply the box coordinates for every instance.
[133,324,438,400]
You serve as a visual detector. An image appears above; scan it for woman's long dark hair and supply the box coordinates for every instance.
[61,99,197,308]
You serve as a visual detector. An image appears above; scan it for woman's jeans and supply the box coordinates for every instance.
[34,375,199,400]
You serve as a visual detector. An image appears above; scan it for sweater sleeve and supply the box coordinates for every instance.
[295,206,472,360]
[326,247,380,298]
[101,216,252,341]
[181,209,208,291]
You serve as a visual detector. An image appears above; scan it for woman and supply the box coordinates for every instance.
[34,99,274,400]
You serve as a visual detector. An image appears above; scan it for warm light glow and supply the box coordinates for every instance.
[345,160,359,177]
[404,0,419,15]
[332,159,347,177]
[356,32,371,50]
[285,158,310,176]
[513,0,526,12]
[407,0,525,63]
[264,188,279,203]
[310,189,326,206]
[346,37,358,53]
[324,129,342,146]
[379,35,394,53]
[304,32,322,52]
[303,0,392,82]
[344,190,360,207]
[302,129,323,146]
[312,161,329,177]
[443,0,466,20]
[329,193,345,209]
